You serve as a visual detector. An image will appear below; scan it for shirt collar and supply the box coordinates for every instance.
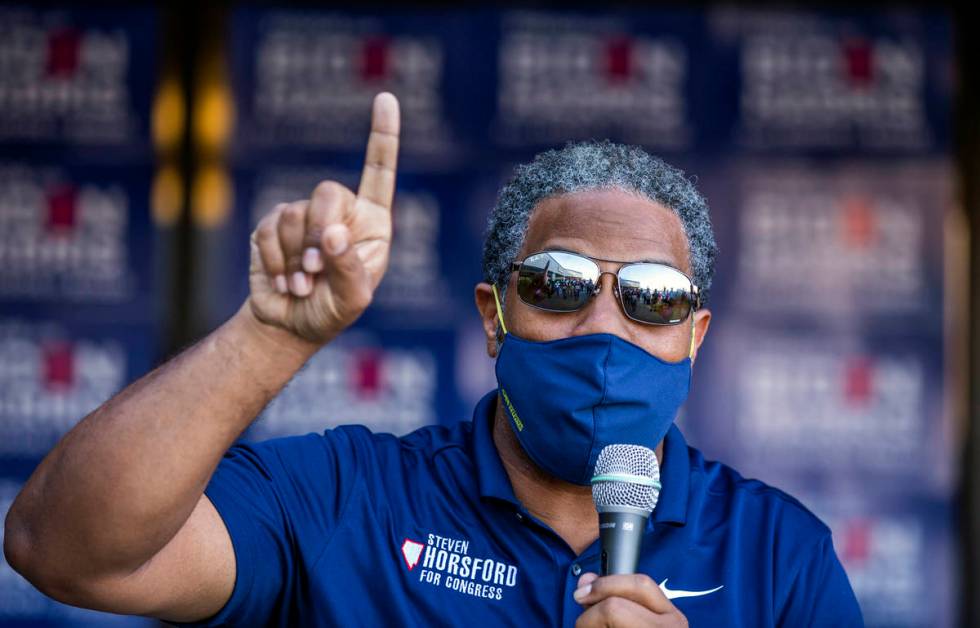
[653,423,690,526]
[471,390,521,505]
[470,388,691,526]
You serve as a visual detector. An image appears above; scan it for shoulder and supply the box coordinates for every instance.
[292,421,478,490]
[684,449,863,623]
[209,421,476,525]
[379,420,471,452]
[327,420,472,462]
[225,421,474,484]
[360,421,476,484]
[688,446,831,544]
[244,419,467,458]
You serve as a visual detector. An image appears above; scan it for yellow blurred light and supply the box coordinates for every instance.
[195,80,235,153]
[191,164,233,229]
[151,165,184,227]
[152,78,185,153]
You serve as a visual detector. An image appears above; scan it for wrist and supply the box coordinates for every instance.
[232,301,324,363]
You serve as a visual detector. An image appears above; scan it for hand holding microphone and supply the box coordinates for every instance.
[573,444,689,627]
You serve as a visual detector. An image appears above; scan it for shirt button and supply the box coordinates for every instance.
[571,564,582,576]
[515,512,524,522]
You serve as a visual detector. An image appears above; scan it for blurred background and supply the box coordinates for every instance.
[0,2,973,627]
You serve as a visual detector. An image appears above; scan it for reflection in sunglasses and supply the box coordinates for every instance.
[512,250,697,325]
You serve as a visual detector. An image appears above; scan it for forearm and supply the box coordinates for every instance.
[4,302,320,581]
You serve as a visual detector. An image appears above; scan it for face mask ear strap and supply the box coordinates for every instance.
[491,284,509,336]
[688,315,696,361]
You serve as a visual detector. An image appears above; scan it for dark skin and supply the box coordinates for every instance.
[474,188,711,627]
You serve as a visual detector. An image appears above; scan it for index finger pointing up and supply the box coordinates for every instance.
[357,92,401,211]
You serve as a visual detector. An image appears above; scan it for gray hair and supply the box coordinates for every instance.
[481,140,718,315]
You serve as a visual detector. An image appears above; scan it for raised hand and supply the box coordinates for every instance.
[247,92,400,344]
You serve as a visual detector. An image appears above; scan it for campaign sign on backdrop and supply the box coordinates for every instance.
[0,317,155,469]
[0,162,156,321]
[0,6,157,158]
[245,327,462,441]
[493,9,701,152]
[820,499,957,628]
[729,162,949,323]
[688,327,949,491]
[704,7,952,154]
[228,8,477,165]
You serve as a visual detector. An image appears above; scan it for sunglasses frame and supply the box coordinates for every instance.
[508,249,701,326]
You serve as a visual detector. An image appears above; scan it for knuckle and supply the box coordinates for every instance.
[255,220,276,242]
[633,574,653,591]
[260,203,287,229]
[313,180,344,202]
[281,202,305,224]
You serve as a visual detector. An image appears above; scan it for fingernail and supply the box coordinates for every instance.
[573,584,591,602]
[274,274,288,294]
[323,225,348,256]
[290,272,310,296]
[302,247,323,273]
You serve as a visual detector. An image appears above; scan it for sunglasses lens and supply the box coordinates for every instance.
[618,264,695,325]
[517,251,598,312]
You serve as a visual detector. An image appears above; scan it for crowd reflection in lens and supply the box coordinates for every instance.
[620,285,691,322]
[519,271,596,309]
[516,252,693,321]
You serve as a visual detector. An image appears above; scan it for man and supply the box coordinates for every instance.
[4,93,863,626]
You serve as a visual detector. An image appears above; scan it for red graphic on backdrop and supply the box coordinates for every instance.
[360,37,390,81]
[46,184,77,233]
[841,196,877,249]
[353,350,382,399]
[43,341,74,391]
[46,28,81,77]
[604,37,633,82]
[841,519,872,565]
[843,358,874,407]
[842,39,874,88]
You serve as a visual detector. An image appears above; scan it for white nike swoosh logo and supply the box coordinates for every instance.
[659,578,724,600]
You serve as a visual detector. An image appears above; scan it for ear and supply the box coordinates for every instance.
[474,282,501,358]
[689,308,712,364]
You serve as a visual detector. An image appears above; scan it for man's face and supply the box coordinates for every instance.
[476,187,711,362]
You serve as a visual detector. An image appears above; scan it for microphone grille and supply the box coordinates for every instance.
[591,444,661,513]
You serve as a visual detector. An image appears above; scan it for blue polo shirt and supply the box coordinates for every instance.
[176,390,863,627]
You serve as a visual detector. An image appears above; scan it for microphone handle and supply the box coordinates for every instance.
[598,510,649,576]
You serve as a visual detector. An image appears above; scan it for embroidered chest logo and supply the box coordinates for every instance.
[401,533,519,601]
[659,578,724,600]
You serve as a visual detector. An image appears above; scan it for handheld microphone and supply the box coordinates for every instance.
[590,444,661,576]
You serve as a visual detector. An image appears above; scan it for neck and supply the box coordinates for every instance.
[491,397,664,556]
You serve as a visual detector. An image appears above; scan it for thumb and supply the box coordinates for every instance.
[318,223,373,316]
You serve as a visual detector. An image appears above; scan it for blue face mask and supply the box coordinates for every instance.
[491,285,694,486]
